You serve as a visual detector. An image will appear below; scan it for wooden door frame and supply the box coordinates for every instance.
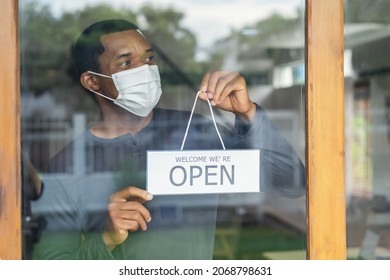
[306,0,346,259]
[0,0,21,260]
[0,0,346,259]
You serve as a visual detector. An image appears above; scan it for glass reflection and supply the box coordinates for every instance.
[344,0,390,260]
[20,0,306,259]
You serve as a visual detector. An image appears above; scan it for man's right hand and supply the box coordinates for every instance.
[103,186,153,251]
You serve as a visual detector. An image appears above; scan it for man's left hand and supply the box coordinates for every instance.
[199,70,256,122]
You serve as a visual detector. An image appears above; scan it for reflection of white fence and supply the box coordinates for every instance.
[23,111,304,174]
[22,114,86,172]
[27,112,306,224]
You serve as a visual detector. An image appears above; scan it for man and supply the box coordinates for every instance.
[32,19,306,259]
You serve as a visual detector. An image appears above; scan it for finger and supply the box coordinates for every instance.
[116,201,152,223]
[208,72,228,105]
[197,90,209,102]
[200,72,211,93]
[122,210,148,231]
[107,206,150,233]
[118,211,148,231]
[214,72,240,105]
[108,201,152,225]
[203,71,230,106]
[116,218,144,232]
[202,71,220,103]
[110,186,153,202]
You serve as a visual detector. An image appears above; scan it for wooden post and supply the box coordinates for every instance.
[306,0,346,259]
[0,0,21,260]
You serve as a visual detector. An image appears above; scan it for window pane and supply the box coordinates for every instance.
[20,0,307,260]
[345,0,390,260]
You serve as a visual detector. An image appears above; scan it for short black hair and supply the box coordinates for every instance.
[74,19,139,76]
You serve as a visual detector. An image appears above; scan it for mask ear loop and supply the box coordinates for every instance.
[88,88,116,102]
[86,71,116,102]
[180,90,226,150]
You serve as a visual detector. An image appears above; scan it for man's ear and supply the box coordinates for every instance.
[80,72,100,91]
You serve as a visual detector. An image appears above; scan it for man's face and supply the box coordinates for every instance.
[97,30,155,99]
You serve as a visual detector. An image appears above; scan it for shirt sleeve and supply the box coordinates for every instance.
[233,103,307,198]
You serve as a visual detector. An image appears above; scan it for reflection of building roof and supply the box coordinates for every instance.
[345,23,390,48]
[259,28,303,49]
[251,23,390,49]
[214,22,390,103]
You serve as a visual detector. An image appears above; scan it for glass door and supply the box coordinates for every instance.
[19,0,307,260]
[344,0,390,260]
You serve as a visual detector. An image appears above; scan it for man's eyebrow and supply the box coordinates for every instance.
[146,48,154,53]
[115,49,154,60]
[115,52,131,60]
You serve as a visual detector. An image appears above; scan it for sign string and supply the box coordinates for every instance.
[180,90,226,150]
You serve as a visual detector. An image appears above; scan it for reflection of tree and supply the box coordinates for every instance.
[21,2,306,103]
[20,1,202,105]
[140,6,198,72]
[345,0,390,23]
[20,1,208,171]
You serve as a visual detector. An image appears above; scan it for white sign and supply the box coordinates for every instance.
[147,150,260,195]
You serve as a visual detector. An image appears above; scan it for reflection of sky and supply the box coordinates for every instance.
[23,0,303,57]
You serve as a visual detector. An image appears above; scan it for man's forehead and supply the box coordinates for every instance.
[100,30,149,56]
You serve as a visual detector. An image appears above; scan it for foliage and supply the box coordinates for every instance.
[20,1,201,98]
[20,1,307,97]
[345,0,390,24]
[141,6,201,72]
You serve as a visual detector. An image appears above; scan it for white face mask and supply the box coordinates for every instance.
[88,64,162,117]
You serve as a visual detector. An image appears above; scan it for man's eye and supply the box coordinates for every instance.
[120,60,131,66]
[145,56,155,62]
